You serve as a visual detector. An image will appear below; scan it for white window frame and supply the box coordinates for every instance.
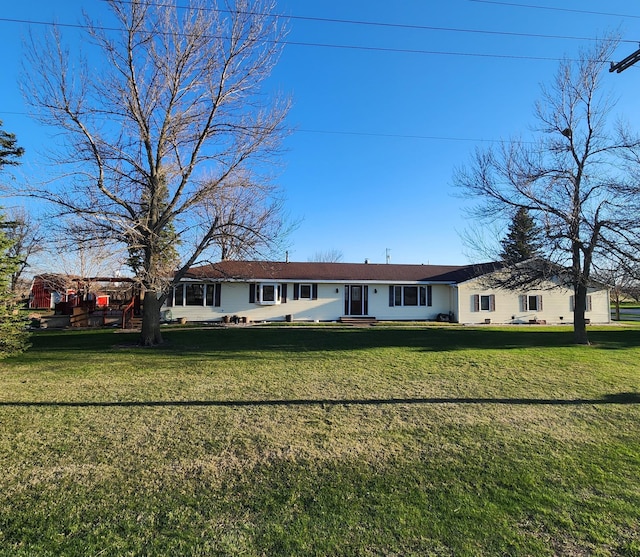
[170,283,220,307]
[520,294,543,312]
[258,283,281,305]
[299,284,312,299]
[472,294,495,312]
[392,285,427,307]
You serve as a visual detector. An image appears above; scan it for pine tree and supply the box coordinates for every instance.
[500,207,543,264]
[0,120,25,169]
[0,122,29,357]
[0,217,30,357]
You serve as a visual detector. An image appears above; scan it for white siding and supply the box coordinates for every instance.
[164,275,610,325]
[166,283,343,323]
[371,284,451,321]
[164,282,455,323]
[456,280,610,325]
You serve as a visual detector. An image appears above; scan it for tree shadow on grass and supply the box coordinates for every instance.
[159,326,640,352]
[145,327,636,349]
[2,392,639,408]
[24,325,640,359]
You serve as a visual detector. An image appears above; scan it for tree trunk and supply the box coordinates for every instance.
[573,284,589,345]
[140,291,163,346]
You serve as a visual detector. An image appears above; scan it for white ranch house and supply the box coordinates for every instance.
[164,260,611,325]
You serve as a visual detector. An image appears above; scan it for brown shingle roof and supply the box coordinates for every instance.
[184,260,502,284]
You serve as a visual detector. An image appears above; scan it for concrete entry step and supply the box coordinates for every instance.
[339,316,378,325]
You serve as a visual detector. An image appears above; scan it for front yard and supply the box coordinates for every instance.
[1,324,639,555]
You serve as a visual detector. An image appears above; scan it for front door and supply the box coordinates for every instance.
[345,285,368,316]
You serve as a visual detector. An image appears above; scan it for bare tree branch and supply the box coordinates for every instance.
[454,37,640,344]
[20,0,290,345]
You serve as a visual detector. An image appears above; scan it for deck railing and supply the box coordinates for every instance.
[121,297,136,329]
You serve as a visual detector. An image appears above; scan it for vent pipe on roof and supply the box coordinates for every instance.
[364,258,369,264]
[285,251,289,263]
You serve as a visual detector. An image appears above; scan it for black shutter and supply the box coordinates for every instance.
[249,283,256,303]
[282,283,287,303]
[214,284,221,307]
[344,286,349,315]
[363,286,369,315]
[293,283,299,300]
[389,285,394,307]
[427,285,432,307]
[312,284,318,300]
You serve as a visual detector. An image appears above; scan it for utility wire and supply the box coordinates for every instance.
[0,16,621,63]
[467,0,640,20]
[96,0,639,44]
[0,110,531,144]
[297,128,531,144]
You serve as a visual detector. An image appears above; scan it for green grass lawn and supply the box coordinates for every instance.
[1,324,639,556]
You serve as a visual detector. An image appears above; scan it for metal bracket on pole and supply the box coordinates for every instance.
[610,44,640,73]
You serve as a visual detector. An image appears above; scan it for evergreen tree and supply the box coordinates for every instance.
[0,121,25,169]
[499,207,543,264]
[0,122,29,357]
[0,216,30,357]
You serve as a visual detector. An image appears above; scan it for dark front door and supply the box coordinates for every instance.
[345,285,368,316]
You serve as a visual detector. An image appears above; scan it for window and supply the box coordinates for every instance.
[389,285,431,307]
[421,286,429,306]
[394,287,402,306]
[206,284,222,307]
[293,283,317,300]
[262,284,276,302]
[173,284,184,306]
[185,284,204,306]
[300,284,311,299]
[251,283,283,305]
[472,294,495,312]
[403,286,418,306]
[520,295,543,312]
[168,283,221,307]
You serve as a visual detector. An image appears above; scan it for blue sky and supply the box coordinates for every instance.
[2,1,640,267]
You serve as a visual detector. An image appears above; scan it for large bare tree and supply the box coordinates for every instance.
[454,39,640,344]
[22,0,290,345]
[3,207,44,294]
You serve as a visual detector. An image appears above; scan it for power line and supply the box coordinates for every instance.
[297,128,529,144]
[2,0,639,53]
[96,0,638,44]
[285,40,568,62]
[0,109,529,145]
[467,0,640,20]
[0,16,618,64]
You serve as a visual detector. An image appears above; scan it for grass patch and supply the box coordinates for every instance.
[1,324,639,555]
